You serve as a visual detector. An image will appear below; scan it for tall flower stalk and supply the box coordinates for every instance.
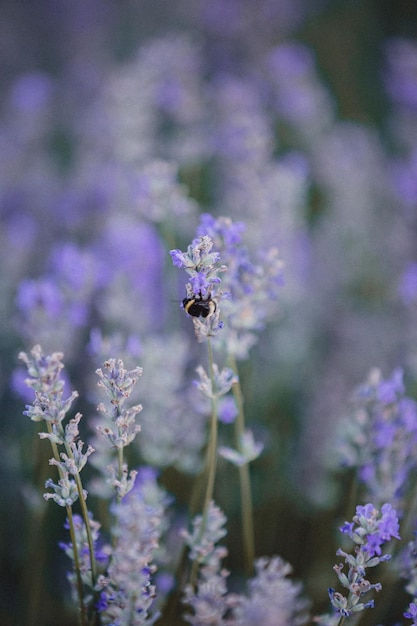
[324,503,400,625]
[171,235,236,584]
[95,358,143,504]
[19,345,97,625]
[196,214,282,573]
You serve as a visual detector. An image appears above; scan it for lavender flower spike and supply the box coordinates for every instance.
[405,601,417,624]
[170,235,227,299]
[20,345,78,426]
[171,234,228,341]
[328,503,400,619]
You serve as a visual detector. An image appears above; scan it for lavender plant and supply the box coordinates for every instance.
[182,500,309,625]
[195,213,283,572]
[7,3,417,625]
[19,345,166,625]
[323,503,400,624]
[170,234,237,583]
[334,367,417,516]
[19,345,98,624]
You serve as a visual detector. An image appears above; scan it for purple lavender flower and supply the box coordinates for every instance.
[60,514,104,589]
[217,395,238,424]
[19,345,78,425]
[96,477,167,625]
[405,601,417,624]
[171,234,227,341]
[170,234,226,299]
[230,556,310,626]
[16,243,100,354]
[400,526,417,623]
[341,503,400,556]
[182,501,231,624]
[133,160,197,223]
[335,368,417,515]
[266,42,335,140]
[194,363,237,400]
[218,430,264,468]
[197,213,284,359]
[327,503,400,619]
[95,358,143,498]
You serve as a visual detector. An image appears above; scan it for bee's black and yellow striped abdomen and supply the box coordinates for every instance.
[182,293,217,318]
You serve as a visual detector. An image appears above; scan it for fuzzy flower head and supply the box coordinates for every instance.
[230,556,310,626]
[20,345,78,425]
[336,367,417,515]
[340,503,400,557]
[405,601,417,624]
[196,214,284,359]
[170,235,227,341]
[327,503,400,620]
[171,235,227,299]
[182,503,231,626]
[96,478,165,625]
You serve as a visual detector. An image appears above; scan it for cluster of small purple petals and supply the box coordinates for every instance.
[106,464,138,499]
[182,502,232,624]
[60,514,104,591]
[44,475,81,507]
[23,388,79,424]
[197,214,246,252]
[89,331,207,476]
[19,345,67,401]
[229,556,310,626]
[49,437,94,475]
[183,544,231,625]
[218,430,264,468]
[96,406,142,450]
[349,503,400,550]
[405,601,417,624]
[400,529,417,623]
[20,346,95,504]
[197,214,284,358]
[327,588,375,618]
[134,160,198,223]
[96,359,143,408]
[182,501,227,565]
[266,42,335,141]
[96,359,143,449]
[184,536,309,625]
[217,396,238,424]
[191,309,225,343]
[170,234,227,299]
[327,503,400,619]
[16,243,100,355]
[96,481,165,625]
[19,346,81,458]
[335,367,417,514]
[194,364,238,399]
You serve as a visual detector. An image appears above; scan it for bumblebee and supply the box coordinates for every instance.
[182,292,217,318]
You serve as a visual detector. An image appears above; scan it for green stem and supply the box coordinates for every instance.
[66,505,88,626]
[47,423,97,600]
[228,354,255,575]
[46,429,87,624]
[117,443,124,502]
[50,423,98,589]
[191,337,219,586]
[202,337,218,515]
[72,470,98,585]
